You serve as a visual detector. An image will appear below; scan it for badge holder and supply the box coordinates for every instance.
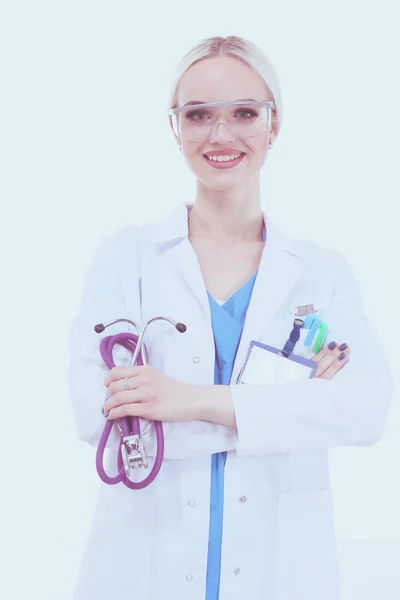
[237,318,320,385]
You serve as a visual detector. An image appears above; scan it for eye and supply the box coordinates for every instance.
[235,109,258,120]
[185,110,210,122]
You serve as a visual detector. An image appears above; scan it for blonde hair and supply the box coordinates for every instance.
[168,35,283,135]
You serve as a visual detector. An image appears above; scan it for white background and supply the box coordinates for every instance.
[1,1,399,598]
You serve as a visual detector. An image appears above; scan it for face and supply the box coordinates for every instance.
[171,55,278,191]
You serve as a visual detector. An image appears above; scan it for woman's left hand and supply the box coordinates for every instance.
[103,365,199,423]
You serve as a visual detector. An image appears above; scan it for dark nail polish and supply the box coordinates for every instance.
[338,352,346,360]
[339,343,347,351]
[328,342,337,350]
[104,411,110,418]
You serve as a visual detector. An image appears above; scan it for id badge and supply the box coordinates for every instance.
[237,341,318,385]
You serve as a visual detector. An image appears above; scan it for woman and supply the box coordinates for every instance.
[68,36,395,600]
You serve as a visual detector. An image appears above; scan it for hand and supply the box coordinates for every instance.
[103,365,198,422]
[313,341,349,379]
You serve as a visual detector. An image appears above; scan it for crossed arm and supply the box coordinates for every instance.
[68,231,395,458]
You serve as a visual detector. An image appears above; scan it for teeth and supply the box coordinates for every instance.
[206,153,242,162]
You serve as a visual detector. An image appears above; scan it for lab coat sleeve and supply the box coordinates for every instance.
[67,228,237,458]
[230,252,396,455]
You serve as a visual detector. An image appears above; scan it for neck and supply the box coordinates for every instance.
[190,176,264,245]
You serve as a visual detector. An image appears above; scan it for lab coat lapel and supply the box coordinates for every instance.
[149,203,212,322]
[165,238,212,320]
[230,216,305,384]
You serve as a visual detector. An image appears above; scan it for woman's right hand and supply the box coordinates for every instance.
[313,341,349,379]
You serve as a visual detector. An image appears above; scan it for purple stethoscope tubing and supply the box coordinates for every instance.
[94,317,187,490]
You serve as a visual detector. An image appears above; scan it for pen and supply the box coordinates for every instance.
[312,322,328,354]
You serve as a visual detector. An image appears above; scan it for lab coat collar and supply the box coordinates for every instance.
[149,201,306,258]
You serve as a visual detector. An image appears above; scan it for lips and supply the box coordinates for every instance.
[203,152,245,169]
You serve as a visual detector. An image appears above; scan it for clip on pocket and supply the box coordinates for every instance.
[291,303,318,317]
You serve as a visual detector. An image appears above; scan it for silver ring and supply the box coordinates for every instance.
[123,377,130,391]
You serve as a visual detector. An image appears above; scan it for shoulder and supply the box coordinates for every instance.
[100,223,141,250]
[92,224,144,268]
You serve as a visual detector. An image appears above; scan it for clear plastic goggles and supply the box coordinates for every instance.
[169,100,275,143]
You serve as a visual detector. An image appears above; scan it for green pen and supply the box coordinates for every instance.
[312,322,328,354]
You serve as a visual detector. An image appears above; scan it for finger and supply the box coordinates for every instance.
[104,389,145,414]
[313,341,339,361]
[107,375,141,398]
[103,365,142,387]
[318,352,349,379]
[313,343,349,378]
[106,401,151,420]
[313,345,339,377]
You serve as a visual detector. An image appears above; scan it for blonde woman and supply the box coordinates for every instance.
[68,36,394,600]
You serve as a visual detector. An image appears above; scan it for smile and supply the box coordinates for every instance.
[203,152,245,169]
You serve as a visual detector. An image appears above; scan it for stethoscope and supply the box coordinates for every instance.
[93,316,187,489]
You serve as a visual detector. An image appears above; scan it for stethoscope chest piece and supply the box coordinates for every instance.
[121,434,148,472]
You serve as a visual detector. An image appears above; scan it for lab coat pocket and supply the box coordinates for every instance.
[275,488,341,600]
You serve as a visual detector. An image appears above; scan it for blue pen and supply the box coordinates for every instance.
[303,314,317,330]
[304,315,322,346]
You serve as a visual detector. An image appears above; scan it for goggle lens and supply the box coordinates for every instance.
[171,102,272,142]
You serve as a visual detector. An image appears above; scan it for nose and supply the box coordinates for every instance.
[208,120,235,144]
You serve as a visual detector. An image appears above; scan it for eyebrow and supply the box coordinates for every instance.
[183,98,258,106]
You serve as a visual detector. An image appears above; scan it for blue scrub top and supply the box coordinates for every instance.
[205,223,267,600]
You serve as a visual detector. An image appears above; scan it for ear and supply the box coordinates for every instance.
[269,110,279,144]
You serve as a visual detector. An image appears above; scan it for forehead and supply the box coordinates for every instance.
[176,55,270,106]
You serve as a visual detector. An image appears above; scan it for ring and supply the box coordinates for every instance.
[123,377,130,391]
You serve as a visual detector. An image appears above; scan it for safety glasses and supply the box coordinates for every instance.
[169,100,275,142]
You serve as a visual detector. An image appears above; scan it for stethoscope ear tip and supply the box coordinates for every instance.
[94,323,105,333]
[176,322,187,333]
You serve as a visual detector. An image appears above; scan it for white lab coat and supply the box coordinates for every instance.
[68,202,395,600]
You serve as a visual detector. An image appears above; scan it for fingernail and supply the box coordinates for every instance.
[104,411,110,417]
[328,342,337,350]
[338,351,346,360]
[339,343,347,351]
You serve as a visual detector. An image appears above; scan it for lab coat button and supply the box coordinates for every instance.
[193,356,200,363]
[239,496,247,503]
[233,568,240,576]
[188,500,196,507]
[186,574,193,581]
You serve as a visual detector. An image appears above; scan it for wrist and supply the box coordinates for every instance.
[190,384,210,421]
[191,384,236,428]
